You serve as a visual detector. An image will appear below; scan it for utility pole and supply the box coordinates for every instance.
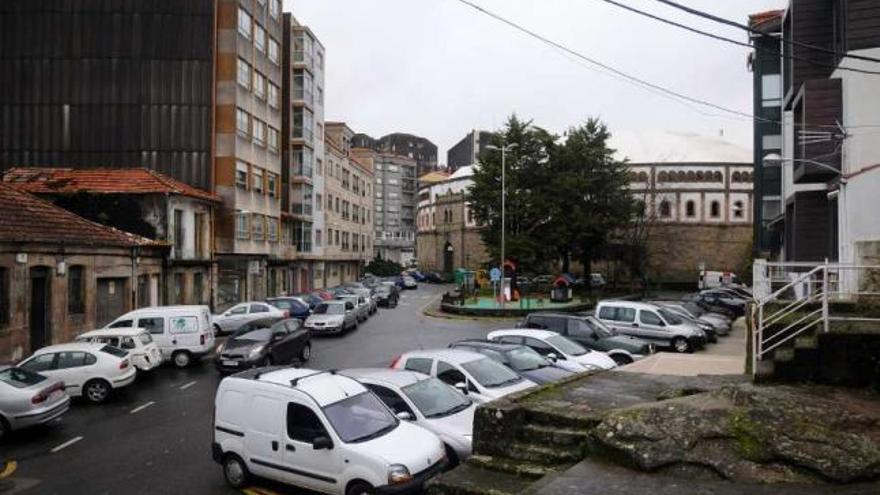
[486,142,517,308]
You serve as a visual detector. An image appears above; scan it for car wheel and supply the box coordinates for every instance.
[300,343,312,362]
[444,444,460,469]
[346,481,374,495]
[610,354,634,366]
[263,355,274,367]
[672,337,691,353]
[83,379,111,404]
[172,351,192,368]
[223,454,250,489]
[213,324,222,336]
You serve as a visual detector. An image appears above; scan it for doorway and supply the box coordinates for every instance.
[443,242,455,273]
[29,266,51,352]
[97,277,127,327]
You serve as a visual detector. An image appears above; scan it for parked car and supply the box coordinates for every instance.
[517,312,654,365]
[698,270,739,290]
[106,305,215,368]
[215,317,311,373]
[266,297,311,320]
[374,284,399,308]
[425,272,449,284]
[531,274,554,285]
[352,288,378,315]
[486,329,617,372]
[402,275,419,290]
[407,270,428,282]
[590,273,607,289]
[649,303,719,342]
[75,327,163,372]
[17,343,136,404]
[304,300,358,335]
[653,301,731,336]
[341,368,475,466]
[448,340,573,384]
[695,290,747,318]
[213,368,447,493]
[390,349,536,403]
[595,301,707,353]
[337,294,370,323]
[0,366,70,440]
[213,302,287,335]
[296,293,327,310]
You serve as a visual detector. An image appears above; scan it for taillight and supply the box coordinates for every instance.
[31,382,64,404]
[389,355,402,369]
[119,359,130,369]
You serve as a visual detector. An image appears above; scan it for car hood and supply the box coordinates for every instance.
[223,339,265,354]
[698,315,730,328]
[424,403,476,441]
[519,366,573,384]
[306,314,345,325]
[574,351,617,370]
[347,421,445,473]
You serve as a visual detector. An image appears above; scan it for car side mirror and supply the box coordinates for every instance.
[312,436,334,450]
[272,332,285,341]
[454,382,469,395]
[547,353,558,362]
[396,411,413,421]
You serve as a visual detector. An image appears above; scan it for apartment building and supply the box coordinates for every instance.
[352,132,438,177]
[324,123,375,286]
[447,130,496,173]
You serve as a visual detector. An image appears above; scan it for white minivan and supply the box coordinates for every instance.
[213,368,447,495]
[106,306,214,368]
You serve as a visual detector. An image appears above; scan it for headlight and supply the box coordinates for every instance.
[248,345,266,359]
[387,464,412,485]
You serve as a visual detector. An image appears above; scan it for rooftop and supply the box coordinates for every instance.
[748,9,784,31]
[3,167,220,203]
[610,130,752,164]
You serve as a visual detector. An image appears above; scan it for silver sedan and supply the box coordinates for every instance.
[1,366,70,440]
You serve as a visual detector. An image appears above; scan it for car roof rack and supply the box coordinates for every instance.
[290,369,337,387]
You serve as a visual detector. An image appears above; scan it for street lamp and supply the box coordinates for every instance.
[763,154,844,181]
[486,142,518,308]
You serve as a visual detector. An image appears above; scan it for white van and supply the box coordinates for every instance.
[213,368,447,494]
[698,270,738,290]
[106,306,214,368]
[75,327,163,372]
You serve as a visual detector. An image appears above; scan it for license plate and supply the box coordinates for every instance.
[223,360,239,367]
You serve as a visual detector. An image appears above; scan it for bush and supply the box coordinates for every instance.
[365,259,404,277]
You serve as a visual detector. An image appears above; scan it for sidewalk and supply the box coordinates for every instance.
[616,317,747,376]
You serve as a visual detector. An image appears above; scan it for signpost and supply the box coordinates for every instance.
[490,268,502,307]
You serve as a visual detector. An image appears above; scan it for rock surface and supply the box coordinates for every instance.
[589,384,880,483]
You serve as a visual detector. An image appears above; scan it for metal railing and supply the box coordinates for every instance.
[753,261,880,375]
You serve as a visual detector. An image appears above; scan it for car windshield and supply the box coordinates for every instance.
[658,309,684,325]
[585,316,614,337]
[403,377,472,418]
[0,367,46,388]
[323,392,399,443]
[461,357,522,388]
[138,333,153,345]
[100,345,128,358]
[505,347,549,371]
[376,286,391,294]
[232,326,273,342]
[546,335,588,356]
[315,303,344,315]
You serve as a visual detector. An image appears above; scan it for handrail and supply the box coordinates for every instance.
[761,293,820,328]
[760,265,823,304]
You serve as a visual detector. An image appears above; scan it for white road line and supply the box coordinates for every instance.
[179,381,197,390]
[50,436,83,453]
[130,401,156,414]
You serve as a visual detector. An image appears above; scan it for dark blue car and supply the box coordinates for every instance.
[266,297,311,319]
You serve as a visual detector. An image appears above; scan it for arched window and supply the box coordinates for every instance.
[637,171,648,182]
[686,200,696,218]
[710,200,721,219]
[659,200,671,218]
[696,171,704,181]
[677,171,687,182]
[658,171,668,182]
[732,171,741,182]
[733,200,745,219]
[714,171,723,182]
[686,171,696,182]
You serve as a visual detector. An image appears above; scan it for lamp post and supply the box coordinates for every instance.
[486,142,518,308]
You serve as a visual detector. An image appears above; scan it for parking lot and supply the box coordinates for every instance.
[2,284,512,495]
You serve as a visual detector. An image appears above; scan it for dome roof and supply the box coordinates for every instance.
[610,130,752,164]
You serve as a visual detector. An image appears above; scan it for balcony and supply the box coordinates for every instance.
[792,79,842,184]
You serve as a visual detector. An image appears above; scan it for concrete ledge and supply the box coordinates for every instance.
[440,301,592,318]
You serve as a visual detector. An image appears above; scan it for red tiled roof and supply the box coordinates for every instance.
[3,167,220,203]
[748,9,783,29]
[0,183,164,248]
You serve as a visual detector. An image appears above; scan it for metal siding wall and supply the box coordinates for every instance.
[0,0,215,190]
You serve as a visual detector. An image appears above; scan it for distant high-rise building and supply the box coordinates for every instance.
[447,130,496,172]
[352,132,437,177]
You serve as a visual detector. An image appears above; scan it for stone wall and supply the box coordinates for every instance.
[644,223,752,285]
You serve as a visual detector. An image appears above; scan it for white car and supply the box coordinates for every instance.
[342,368,475,466]
[337,294,370,323]
[213,302,287,335]
[106,305,215,368]
[213,368,447,494]
[304,300,359,335]
[390,349,536,403]
[17,343,136,404]
[487,329,617,372]
[75,327,163,372]
[0,366,70,440]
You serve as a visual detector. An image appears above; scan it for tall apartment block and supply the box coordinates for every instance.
[282,14,326,292]
[351,132,438,177]
[447,129,495,172]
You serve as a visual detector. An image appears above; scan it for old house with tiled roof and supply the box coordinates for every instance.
[0,183,167,363]
[3,167,219,308]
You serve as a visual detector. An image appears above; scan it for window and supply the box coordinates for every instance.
[194,212,206,256]
[269,0,281,20]
[762,134,782,151]
[237,58,251,89]
[268,37,279,65]
[267,173,277,197]
[659,200,671,218]
[192,273,203,305]
[252,214,265,241]
[236,108,249,137]
[173,209,185,253]
[236,161,248,189]
[316,193,323,211]
[733,201,745,219]
[173,273,184,303]
[404,358,432,375]
[67,265,85,315]
[367,385,415,417]
[287,403,328,444]
[252,119,266,146]
[237,8,252,39]
[598,306,636,323]
[253,71,266,99]
[436,361,466,386]
[639,311,663,326]
[250,303,270,314]
[293,107,314,142]
[685,200,696,218]
[57,352,89,369]
[267,83,280,109]
[268,127,279,152]
[236,211,249,239]
[710,201,721,219]
[268,217,278,242]
[315,229,322,247]
[254,23,266,53]
[252,168,264,193]
[762,74,782,107]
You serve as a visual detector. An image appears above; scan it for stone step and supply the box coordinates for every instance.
[794,335,819,349]
[521,424,591,447]
[525,406,603,430]
[503,441,584,465]
[466,454,564,480]
[774,347,795,363]
[426,463,536,495]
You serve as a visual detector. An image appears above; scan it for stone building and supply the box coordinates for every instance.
[0,184,167,363]
[323,123,375,286]
[3,167,219,308]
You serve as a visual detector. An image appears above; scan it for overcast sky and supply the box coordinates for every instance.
[284,0,786,164]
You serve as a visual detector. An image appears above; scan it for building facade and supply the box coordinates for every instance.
[748,10,784,256]
[351,149,418,264]
[351,132,438,177]
[447,130,495,173]
[323,123,375,286]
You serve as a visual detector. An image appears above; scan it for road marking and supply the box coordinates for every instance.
[50,436,83,453]
[243,487,283,495]
[0,460,17,479]
[130,401,156,414]
[179,381,197,390]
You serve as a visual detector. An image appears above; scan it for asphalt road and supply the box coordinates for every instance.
[1,284,515,495]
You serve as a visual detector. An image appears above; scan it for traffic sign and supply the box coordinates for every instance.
[489,267,502,282]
